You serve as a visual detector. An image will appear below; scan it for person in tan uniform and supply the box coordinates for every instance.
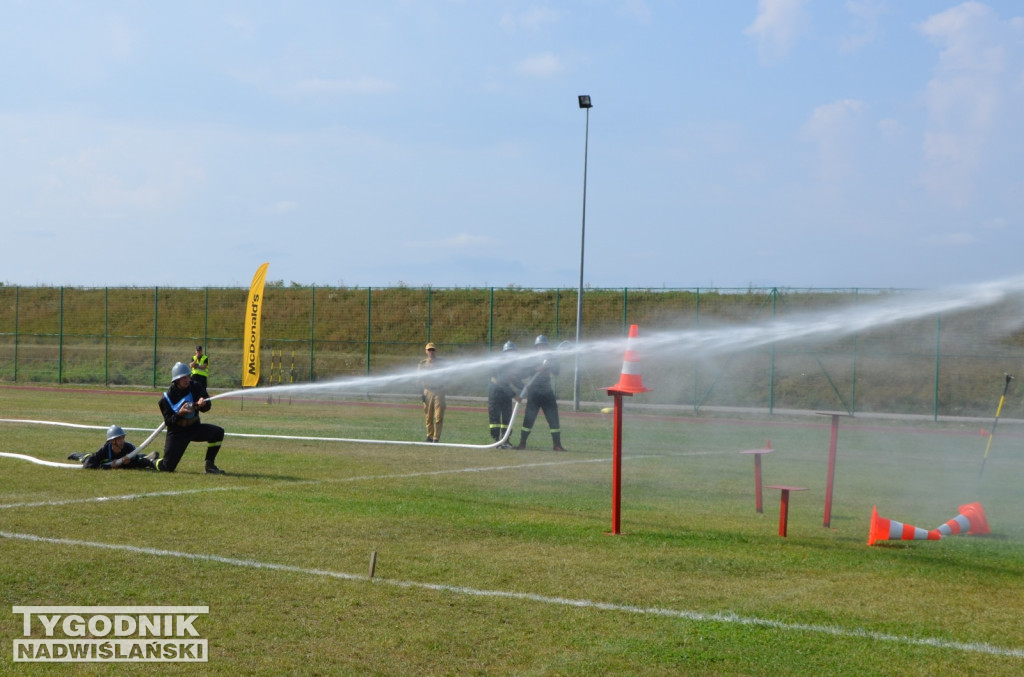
[418,342,446,442]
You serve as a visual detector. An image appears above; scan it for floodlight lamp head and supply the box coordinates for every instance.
[578,95,592,109]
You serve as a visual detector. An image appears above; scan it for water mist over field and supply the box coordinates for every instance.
[218,275,1024,410]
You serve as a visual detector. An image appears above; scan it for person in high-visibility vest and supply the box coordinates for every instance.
[190,345,209,388]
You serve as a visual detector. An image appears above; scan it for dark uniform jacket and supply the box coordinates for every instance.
[81,440,138,469]
[159,381,213,428]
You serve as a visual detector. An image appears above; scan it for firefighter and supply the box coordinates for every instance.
[156,362,226,473]
[516,335,566,451]
[488,341,523,447]
[67,425,158,469]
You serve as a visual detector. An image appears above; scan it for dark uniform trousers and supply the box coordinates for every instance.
[161,422,224,472]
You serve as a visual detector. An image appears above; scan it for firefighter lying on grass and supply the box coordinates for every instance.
[68,425,159,470]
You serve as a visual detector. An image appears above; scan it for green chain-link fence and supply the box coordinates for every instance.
[1,285,1022,419]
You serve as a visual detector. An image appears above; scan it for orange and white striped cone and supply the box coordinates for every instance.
[868,506,942,546]
[601,324,651,395]
[936,502,990,537]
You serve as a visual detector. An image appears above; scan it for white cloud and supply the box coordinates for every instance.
[516,53,564,77]
[270,201,298,214]
[840,0,889,53]
[801,99,866,186]
[877,118,901,138]
[500,7,561,32]
[295,77,396,94]
[223,12,259,39]
[101,14,138,61]
[917,2,1010,207]
[745,0,811,63]
[619,0,652,25]
[43,131,204,216]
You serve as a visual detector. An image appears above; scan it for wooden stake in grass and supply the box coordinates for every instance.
[369,551,377,579]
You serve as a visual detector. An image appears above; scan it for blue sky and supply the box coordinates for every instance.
[2,1,1022,289]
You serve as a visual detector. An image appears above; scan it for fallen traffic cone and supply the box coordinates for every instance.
[935,502,990,537]
[868,506,942,546]
[602,324,651,394]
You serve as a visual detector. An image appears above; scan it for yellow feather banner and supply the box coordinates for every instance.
[242,262,270,387]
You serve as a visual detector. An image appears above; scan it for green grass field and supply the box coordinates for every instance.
[2,385,1024,675]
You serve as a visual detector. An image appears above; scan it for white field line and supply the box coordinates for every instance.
[2,529,1022,659]
[0,416,701,463]
[0,456,646,511]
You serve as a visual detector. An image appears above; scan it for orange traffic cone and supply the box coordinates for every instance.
[936,502,990,537]
[868,506,942,546]
[602,324,651,394]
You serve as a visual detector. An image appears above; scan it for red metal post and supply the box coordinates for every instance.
[739,448,773,513]
[610,392,624,534]
[754,453,764,513]
[778,488,791,537]
[766,485,806,537]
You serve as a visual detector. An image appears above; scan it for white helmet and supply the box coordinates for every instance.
[171,362,191,382]
[106,425,126,441]
[502,341,517,352]
[534,334,549,346]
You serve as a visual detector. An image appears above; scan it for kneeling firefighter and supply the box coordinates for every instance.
[156,361,226,474]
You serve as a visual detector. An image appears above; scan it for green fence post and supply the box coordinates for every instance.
[555,290,560,340]
[309,285,316,382]
[934,313,941,421]
[203,287,209,349]
[693,288,700,411]
[152,287,159,388]
[104,288,109,386]
[13,287,19,382]
[488,288,494,351]
[365,287,372,376]
[622,288,627,332]
[851,289,859,415]
[769,288,777,414]
[58,287,64,384]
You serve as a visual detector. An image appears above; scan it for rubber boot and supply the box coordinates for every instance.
[205,444,225,474]
[552,432,565,452]
[516,431,530,450]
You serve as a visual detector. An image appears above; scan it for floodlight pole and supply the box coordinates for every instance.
[574,95,592,412]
